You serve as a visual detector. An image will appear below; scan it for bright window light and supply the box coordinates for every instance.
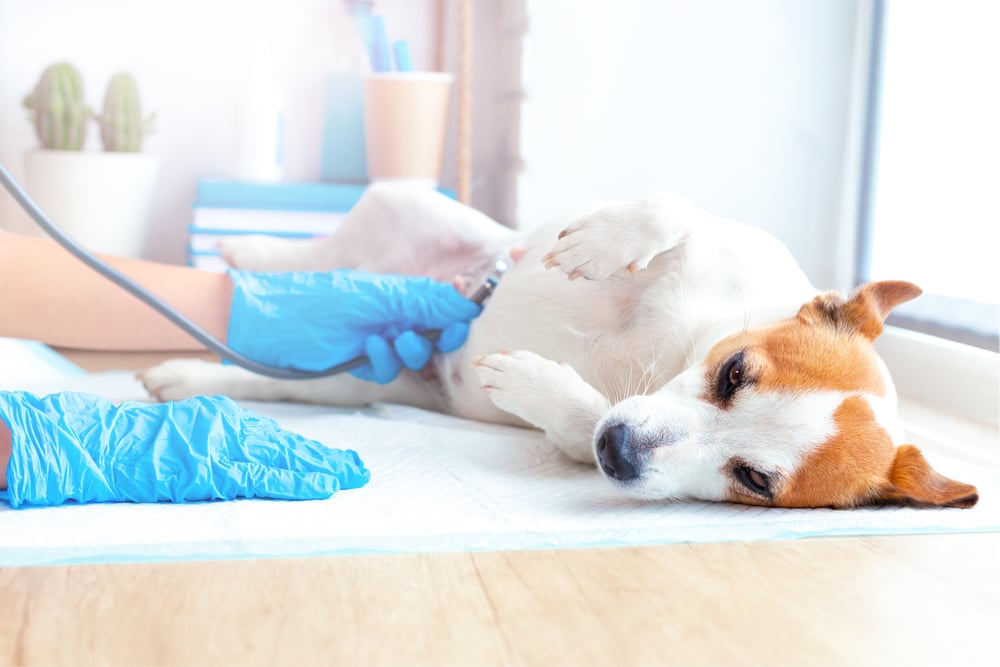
[861,0,999,348]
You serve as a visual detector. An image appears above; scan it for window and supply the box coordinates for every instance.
[857,0,999,351]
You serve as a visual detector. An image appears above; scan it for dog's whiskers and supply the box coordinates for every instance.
[641,348,674,394]
[620,362,640,403]
[674,280,698,369]
[737,284,751,333]
[603,355,644,405]
[638,343,656,395]
[596,338,678,405]
[595,354,624,406]
[684,327,698,369]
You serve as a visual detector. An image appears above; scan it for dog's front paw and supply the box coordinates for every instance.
[543,195,689,281]
[473,350,579,422]
[139,358,228,402]
[473,350,608,463]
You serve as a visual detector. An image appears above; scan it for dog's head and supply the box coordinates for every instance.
[594,281,979,509]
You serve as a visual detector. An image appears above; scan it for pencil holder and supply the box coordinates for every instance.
[362,72,453,186]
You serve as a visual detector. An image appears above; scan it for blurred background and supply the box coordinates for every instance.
[0,0,996,353]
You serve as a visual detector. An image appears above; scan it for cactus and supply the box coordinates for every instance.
[22,63,90,150]
[97,72,155,152]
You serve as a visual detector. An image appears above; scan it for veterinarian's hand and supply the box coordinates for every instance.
[226,270,481,383]
[0,390,369,509]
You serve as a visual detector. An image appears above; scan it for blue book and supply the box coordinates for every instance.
[195,180,368,212]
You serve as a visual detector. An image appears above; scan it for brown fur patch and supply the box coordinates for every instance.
[876,445,979,508]
[701,316,887,406]
[776,396,896,508]
[755,323,887,396]
[797,281,922,340]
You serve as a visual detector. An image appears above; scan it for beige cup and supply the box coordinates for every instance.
[363,72,454,185]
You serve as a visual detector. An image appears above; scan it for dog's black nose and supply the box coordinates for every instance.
[595,423,641,482]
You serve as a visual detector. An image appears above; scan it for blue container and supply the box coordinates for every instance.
[320,71,368,184]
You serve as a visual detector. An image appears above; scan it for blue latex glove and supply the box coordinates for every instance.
[227,270,481,383]
[0,391,369,509]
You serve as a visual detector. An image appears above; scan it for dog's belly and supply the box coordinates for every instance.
[427,242,687,424]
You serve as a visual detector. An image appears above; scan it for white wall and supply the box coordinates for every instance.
[0,0,440,264]
[517,0,863,288]
[1,0,868,286]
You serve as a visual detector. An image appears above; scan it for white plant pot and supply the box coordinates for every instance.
[21,150,158,258]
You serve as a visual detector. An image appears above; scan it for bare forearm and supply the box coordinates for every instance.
[0,418,9,490]
[0,230,233,351]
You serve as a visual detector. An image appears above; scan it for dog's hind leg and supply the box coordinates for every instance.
[219,183,513,283]
[140,358,444,412]
[472,350,610,463]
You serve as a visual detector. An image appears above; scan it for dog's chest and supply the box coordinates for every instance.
[462,268,696,411]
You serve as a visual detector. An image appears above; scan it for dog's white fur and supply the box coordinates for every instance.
[142,184,978,509]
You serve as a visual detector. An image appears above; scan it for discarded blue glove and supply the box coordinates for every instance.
[227,269,481,383]
[0,390,369,509]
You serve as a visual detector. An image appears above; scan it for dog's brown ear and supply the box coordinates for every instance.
[798,281,922,340]
[875,444,979,508]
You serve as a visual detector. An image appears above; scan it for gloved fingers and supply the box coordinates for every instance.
[349,323,467,379]
[349,334,404,384]
[348,365,378,383]
[229,461,343,501]
[393,330,434,370]
[225,398,284,430]
[241,427,370,485]
[435,321,470,353]
[382,278,481,330]
[313,272,480,330]
[421,281,483,323]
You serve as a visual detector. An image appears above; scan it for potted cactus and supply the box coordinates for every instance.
[22,63,90,151]
[96,72,156,153]
[20,63,158,258]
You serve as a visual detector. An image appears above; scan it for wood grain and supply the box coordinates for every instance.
[2,533,998,666]
[15,353,992,666]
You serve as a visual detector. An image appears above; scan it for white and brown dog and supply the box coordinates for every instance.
[142,184,978,510]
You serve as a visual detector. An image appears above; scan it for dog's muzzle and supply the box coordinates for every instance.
[595,423,643,482]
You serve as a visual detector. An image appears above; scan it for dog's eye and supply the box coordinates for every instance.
[717,351,747,403]
[735,466,772,497]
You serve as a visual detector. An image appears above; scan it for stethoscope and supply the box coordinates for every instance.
[0,160,505,380]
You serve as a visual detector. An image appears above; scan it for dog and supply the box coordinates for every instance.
[141,183,978,509]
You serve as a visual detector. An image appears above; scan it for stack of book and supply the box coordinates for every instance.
[188,180,368,272]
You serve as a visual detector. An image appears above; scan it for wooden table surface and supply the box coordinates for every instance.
[2,533,998,666]
[1,349,996,666]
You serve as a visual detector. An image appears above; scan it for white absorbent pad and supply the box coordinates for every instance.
[1,346,997,567]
